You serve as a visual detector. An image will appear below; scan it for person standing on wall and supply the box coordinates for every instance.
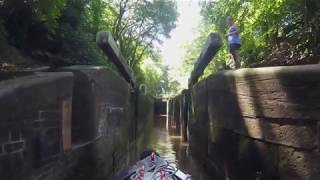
[226,16,241,69]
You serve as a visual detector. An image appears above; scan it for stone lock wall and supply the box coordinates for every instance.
[189,64,320,180]
[59,66,134,180]
[154,98,166,115]
[180,90,189,142]
[0,66,154,180]
[136,94,155,155]
[0,72,73,180]
[168,99,174,131]
[167,96,180,136]
[167,91,189,142]
[189,79,209,164]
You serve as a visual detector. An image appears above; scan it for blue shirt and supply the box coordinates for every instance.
[228,25,241,45]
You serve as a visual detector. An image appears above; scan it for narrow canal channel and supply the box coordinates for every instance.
[145,115,211,180]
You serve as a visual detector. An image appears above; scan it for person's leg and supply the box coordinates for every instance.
[233,50,241,69]
[230,50,240,69]
[229,44,241,69]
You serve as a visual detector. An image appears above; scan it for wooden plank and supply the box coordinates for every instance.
[189,33,222,88]
[96,31,137,88]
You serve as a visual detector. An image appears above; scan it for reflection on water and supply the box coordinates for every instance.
[146,116,211,180]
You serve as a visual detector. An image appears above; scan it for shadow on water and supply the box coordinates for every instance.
[145,115,211,180]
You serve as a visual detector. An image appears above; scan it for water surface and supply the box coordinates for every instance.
[145,116,211,180]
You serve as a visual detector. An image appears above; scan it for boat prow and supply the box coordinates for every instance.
[113,150,192,180]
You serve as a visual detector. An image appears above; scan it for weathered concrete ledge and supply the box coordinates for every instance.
[0,66,51,81]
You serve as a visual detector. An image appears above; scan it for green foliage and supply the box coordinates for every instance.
[103,0,178,96]
[54,0,108,65]
[58,0,178,96]
[1,0,65,32]
[182,26,229,80]
[32,0,66,31]
[58,24,106,65]
[108,0,178,69]
[141,65,162,97]
[0,0,178,97]
[139,61,180,97]
[182,0,320,79]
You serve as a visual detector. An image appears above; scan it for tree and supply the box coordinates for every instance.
[182,0,320,79]
[108,0,178,68]
[140,60,181,97]
[0,0,65,48]
[0,0,179,97]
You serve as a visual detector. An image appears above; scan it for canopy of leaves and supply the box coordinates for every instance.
[109,0,178,69]
[182,0,320,79]
[0,0,178,97]
[140,57,180,97]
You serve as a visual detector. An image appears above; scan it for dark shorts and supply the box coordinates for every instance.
[229,43,241,52]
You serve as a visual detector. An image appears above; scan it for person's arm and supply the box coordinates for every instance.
[227,25,240,36]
